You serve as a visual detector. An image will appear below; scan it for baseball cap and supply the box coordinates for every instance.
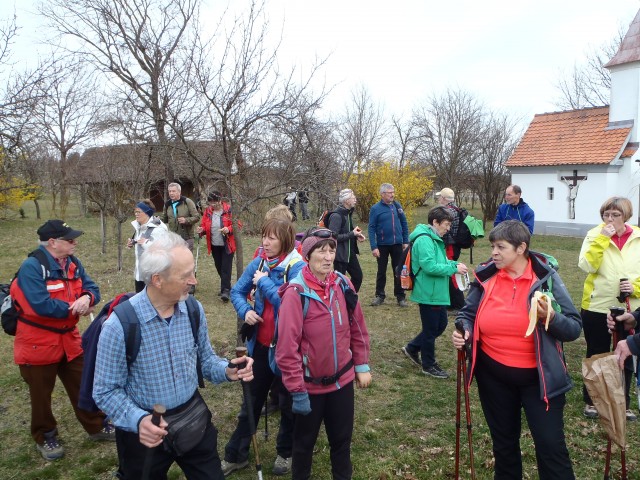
[37,220,84,241]
[435,188,455,198]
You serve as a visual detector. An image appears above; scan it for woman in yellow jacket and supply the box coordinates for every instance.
[578,196,640,420]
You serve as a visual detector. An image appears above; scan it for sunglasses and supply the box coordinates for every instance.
[56,238,78,244]
[311,229,337,240]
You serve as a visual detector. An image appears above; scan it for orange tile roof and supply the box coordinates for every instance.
[621,145,638,158]
[506,106,631,167]
[605,9,640,68]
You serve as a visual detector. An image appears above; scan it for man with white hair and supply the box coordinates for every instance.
[93,232,254,479]
[436,188,465,309]
[162,182,201,251]
[368,183,409,307]
[328,188,366,292]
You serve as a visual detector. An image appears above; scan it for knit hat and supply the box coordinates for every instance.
[136,202,154,217]
[339,189,354,203]
[301,229,337,260]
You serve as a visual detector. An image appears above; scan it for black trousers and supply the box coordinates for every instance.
[292,382,354,480]
[115,420,224,480]
[210,245,233,293]
[581,309,633,407]
[374,244,404,300]
[334,256,363,292]
[475,350,574,480]
[224,343,293,462]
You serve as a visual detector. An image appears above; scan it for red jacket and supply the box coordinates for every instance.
[276,271,370,395]
[11,247,99,365]
[199,202,236,254]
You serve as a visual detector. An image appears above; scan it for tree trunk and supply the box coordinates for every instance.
[100,209,107,254]
[117,220,123,272]
[34,199,41,220]
[234,226,244,280]
[79,185,88,217]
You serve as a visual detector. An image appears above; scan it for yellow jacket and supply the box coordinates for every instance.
[579,224,640,313]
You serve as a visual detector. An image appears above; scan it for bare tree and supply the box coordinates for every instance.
[336,85,387,183]
[38,0,199,184]
[554,30,624,110]
[412,88,484,195]
[390,115,418,170]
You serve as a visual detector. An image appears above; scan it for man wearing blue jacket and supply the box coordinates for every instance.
[368,183,409,307]
[494,185,535,234]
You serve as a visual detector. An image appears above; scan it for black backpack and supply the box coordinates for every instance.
[452,207,474,249]
[78,293,203,412]
[2,249,79,336]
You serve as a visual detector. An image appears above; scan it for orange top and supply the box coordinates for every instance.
[477,260,537,369]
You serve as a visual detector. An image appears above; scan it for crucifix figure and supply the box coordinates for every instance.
[560,170,587,219]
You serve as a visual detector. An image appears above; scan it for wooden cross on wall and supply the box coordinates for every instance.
[560,169,587,220]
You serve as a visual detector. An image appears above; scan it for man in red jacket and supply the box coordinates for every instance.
[11,220,114,461]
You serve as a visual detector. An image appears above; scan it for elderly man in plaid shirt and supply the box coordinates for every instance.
[93,232,254,479]
[435,188,465,310]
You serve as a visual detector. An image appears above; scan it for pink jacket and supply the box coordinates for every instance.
[276,274,370,395]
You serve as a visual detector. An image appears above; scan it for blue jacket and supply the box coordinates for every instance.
[494,199,535,234]
[368,200,409,250]
[230,250,305,355]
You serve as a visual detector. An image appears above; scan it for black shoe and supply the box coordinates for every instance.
[397,298,409,308]
[220,290,230,303]
[401,346,421,367]
[423,363,449,379]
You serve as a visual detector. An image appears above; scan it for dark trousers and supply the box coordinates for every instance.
[334,256,363,292]
[300,202,309,220]
[581,309,633,407]
[19,356,106,444]
[210,245,234,293]
[116,421,224,480]
[475,350,574,480]
[407,304,448,368]
[446,245,465,309]
[374,244,404,300]
[224,344,293,462]
[292,382,354,480]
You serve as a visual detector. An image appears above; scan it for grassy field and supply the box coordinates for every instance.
[0,201,638,479]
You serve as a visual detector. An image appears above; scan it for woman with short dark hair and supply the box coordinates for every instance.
[453,220,581,479]
[127,199,167,292]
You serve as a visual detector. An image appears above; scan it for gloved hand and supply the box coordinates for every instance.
[239,322,255,343]
[291,392,311,415]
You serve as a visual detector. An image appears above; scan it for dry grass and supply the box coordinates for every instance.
[0,201,638,479]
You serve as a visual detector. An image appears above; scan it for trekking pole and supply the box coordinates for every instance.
[263,399,269,440]
[193,236,201,295]
[141,404,166,480]
[454,320,476,479]
[235,346,263,480]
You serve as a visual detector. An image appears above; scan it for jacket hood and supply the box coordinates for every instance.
[409,223,441,243]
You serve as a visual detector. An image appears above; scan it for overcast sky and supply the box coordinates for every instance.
[7,0,640,128]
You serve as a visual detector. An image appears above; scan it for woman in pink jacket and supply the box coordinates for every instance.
[276,227,372,480]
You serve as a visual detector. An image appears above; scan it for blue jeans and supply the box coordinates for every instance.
[407,304,448,368]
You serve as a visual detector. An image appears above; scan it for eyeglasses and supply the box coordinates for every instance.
[57,238,78,244]
[602,212,623,219]
[311,229,337,239]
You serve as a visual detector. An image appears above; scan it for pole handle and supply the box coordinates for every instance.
[151,404,166,427]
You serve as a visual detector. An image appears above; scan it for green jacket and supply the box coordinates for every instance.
[409,224,459,305]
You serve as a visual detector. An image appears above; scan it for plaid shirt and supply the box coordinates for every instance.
[443,202,461,246]
[93,291,230,433]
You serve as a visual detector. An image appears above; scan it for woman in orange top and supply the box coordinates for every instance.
[452,221,581,480]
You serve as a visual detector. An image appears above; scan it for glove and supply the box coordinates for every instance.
[291,392,311,416]
[239,322,255,343]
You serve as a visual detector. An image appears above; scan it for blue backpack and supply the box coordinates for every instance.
[79,293,203,412]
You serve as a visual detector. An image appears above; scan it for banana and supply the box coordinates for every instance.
[525,291,552,337]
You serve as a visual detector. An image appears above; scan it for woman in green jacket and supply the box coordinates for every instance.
[401,206,468,378]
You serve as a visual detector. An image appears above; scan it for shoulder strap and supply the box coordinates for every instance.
[29,249,51,277]
[113,300,140,367]
[185,295,204,388]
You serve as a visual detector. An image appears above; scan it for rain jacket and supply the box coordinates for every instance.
[456,252,582,403]
[162,195,200,240]
[199,201,237,255]
[130,216,168,282]
[494,199,535,234]
[409,224,459,305]
[276,270,370,395]
[368,200,409,249]
[578,223,640,314]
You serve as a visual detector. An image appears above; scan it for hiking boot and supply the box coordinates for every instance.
[423,363,449,379]
[397,298,409,308]
[221,459,249,476]
[36,429,64,461]
[273,455,292,476]
[220,290,230,303]
[89,419,116,441]
[401,346,421,367]
[583,404,598,418]
[370,296,384,307]
[626,409,637,422]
